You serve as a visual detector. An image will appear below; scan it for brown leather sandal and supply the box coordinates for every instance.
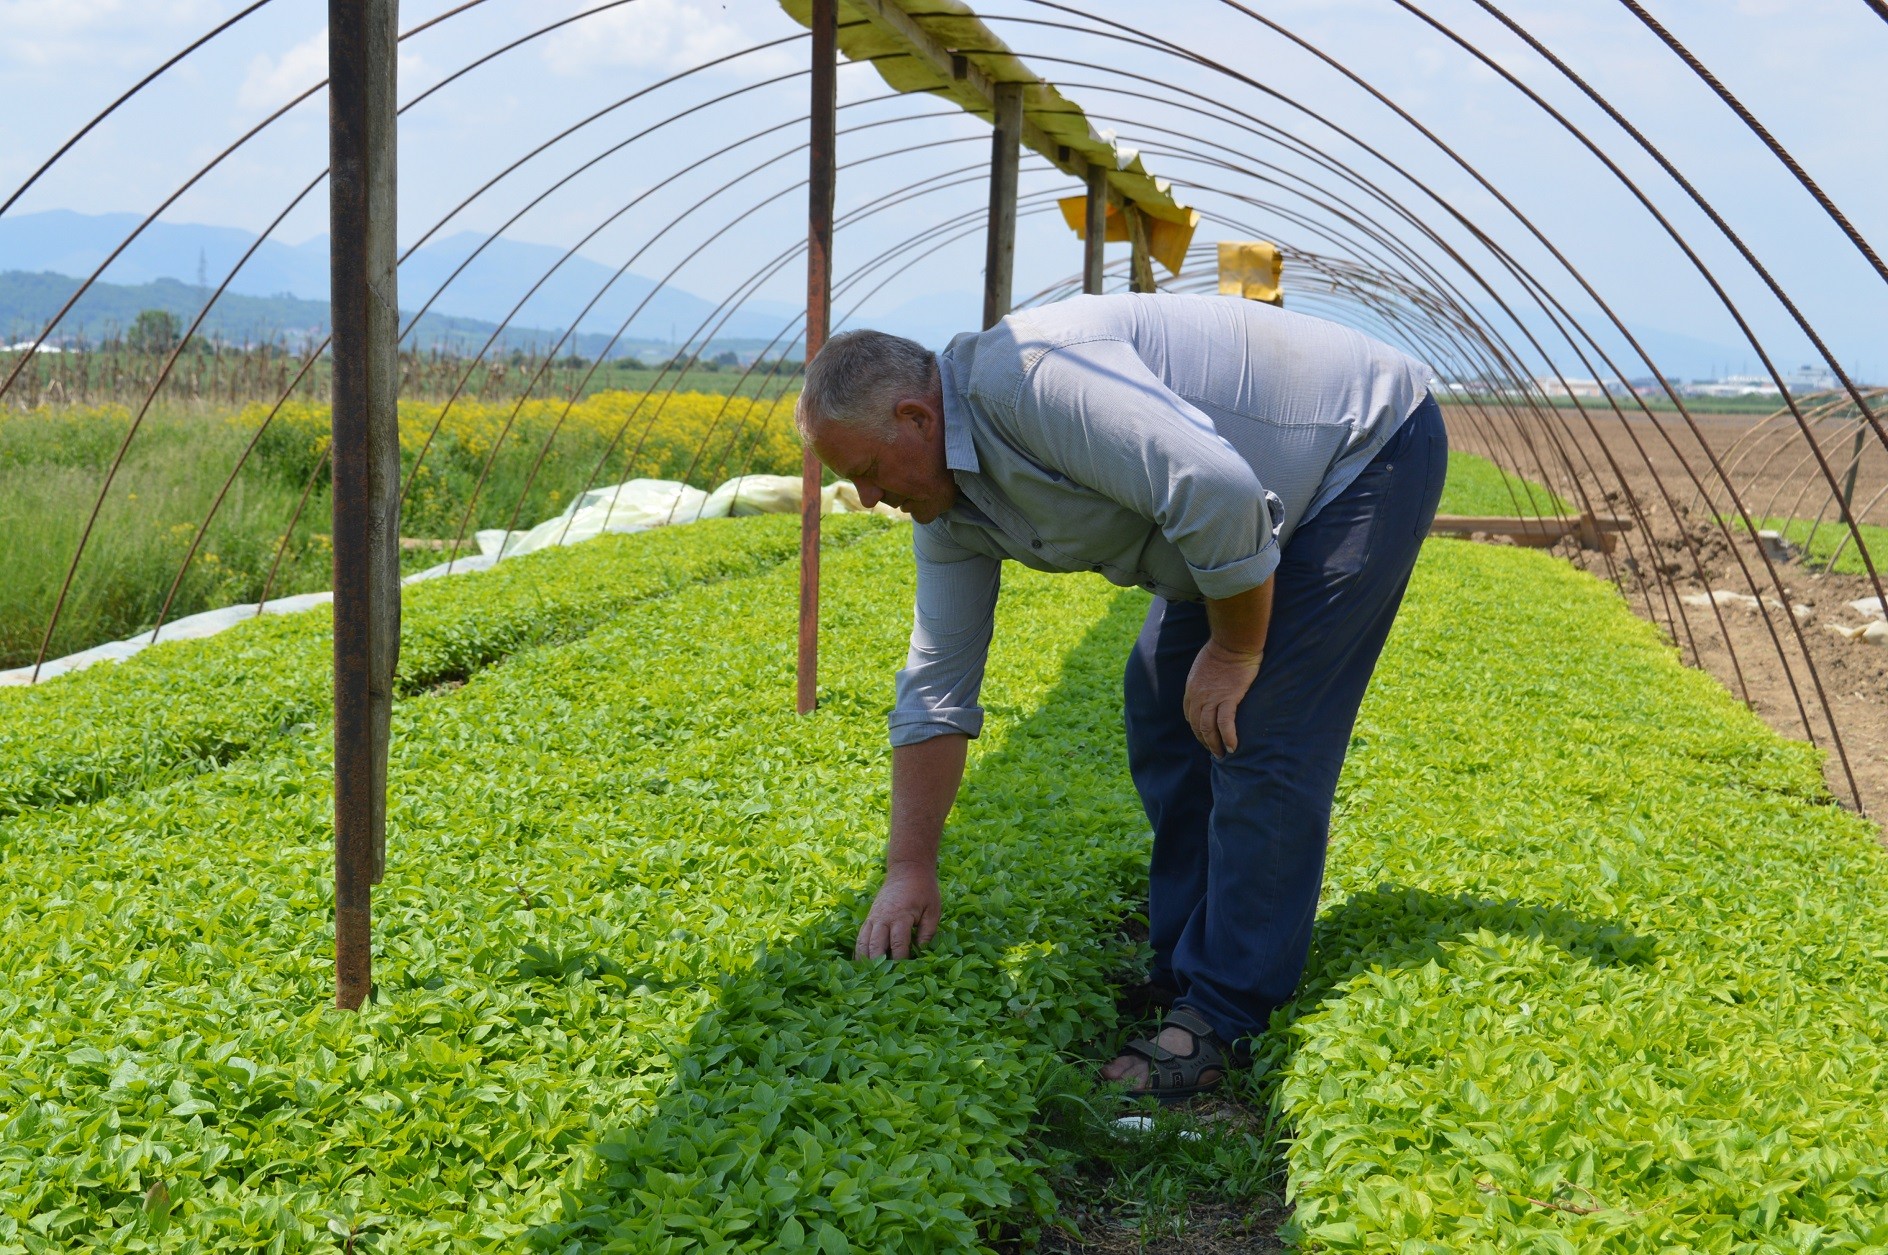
[1118,1006,1231,1105]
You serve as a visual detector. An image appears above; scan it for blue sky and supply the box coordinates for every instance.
[1,0,1883,379]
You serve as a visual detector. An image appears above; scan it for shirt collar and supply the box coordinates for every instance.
[937,351,981,474]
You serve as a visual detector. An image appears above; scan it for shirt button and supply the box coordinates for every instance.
[1030,539,1042,549]
[1091,564,1103,572]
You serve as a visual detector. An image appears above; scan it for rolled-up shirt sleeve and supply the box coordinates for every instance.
[1002,337,1284,598]
[888,521,1002,746]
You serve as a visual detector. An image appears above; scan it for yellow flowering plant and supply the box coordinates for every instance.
[236,389,804,537]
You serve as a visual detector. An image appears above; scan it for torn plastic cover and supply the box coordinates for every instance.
[1056,195,1195,277]
[1217,240,1283,305]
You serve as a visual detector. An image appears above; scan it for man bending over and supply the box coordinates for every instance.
[797,293,1446,1101]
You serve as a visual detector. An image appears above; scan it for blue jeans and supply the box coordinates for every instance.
[1123,395,1448,1044]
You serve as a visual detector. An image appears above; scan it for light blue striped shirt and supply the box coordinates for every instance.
[890,293,1432,747]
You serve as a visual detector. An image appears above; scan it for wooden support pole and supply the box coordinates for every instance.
[328,0,399,1011]
[798,0,836,717]
[1082,161,1107,295]
[981,81,1023,329]
[1126,205,1156,294]
[1841,414,1866,515]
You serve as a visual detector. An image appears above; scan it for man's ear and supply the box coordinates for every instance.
[895,395,940,435]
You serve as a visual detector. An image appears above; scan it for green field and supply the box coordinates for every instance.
[1277,540,1886,1249]
[1446,393,1791,416]
[1437,451,1573,518]
[0,343,800,413]
[0,391,803,669]
[2,513,1883,1250]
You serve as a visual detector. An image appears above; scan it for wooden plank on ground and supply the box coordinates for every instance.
[1429,513,1631,554]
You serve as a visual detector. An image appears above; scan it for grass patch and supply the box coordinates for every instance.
[1741,514,1888,576]
[0,407,342,669]
[0,523,1155,1251]
[0,391,804,666]
[1277,540,1888,1249]
[1031,1060,1287,1246]
[3,524,1884,1250]
[1437,451,1572,518]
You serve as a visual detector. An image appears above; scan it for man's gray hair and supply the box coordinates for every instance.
[795,328,937,440]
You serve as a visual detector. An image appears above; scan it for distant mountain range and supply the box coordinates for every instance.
[0,270,649,358]
[0,208,987,355]
[0,208,811,354]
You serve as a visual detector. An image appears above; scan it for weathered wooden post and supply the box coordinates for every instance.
[1840,413,1866,516]
[982,81,1023,328]
[798,0,836,716]
[1082,162,1107,295]
[328,0,399,1010]
[1126,205,1156,293]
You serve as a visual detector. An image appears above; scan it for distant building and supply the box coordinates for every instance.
[1686,378,1772,398]
[1781,364,1840,392]
[1681,364,1841,398]
[1534,376,1621,400]
[1436,377,1526,398]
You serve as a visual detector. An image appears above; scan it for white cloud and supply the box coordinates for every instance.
[238,29,328,110]
[537,0,799,79]
[237,28,434,112]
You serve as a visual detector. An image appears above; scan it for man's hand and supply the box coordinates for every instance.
[855,861,942,960]
[1184,640,1262,758]
[1190,579,1274,757]
[855,735,965,962]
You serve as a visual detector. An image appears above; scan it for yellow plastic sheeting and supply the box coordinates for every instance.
[1217,240,1283,305]
[779,0,1196,237]
[1057,196,1197,278]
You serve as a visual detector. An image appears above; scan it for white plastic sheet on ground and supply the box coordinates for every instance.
[0,591,335,686]
[1826,594,1888,648]
[1826,620,1888,647]
[1,473,907,686]
[479,479,712,560]
[477,474,905,559]
[702,473,803,518]
[1679,589,1813,622]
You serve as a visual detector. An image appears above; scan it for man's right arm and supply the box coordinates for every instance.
[856,523,1001,961]
[854,733,967,960]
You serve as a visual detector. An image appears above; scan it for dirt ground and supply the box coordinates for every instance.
[1448,404,1888,825]
[1037,1198,1291,1254]
[1447,403,1888,522]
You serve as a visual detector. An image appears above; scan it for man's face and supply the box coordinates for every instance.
[809,392,958,524]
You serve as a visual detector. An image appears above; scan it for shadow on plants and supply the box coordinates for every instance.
[522,591,1153,1252]
[1023,887,1653,1248]
[1295,883,1658,1007]
[514,569,1661,1251]
[1236,883,1660,1121]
